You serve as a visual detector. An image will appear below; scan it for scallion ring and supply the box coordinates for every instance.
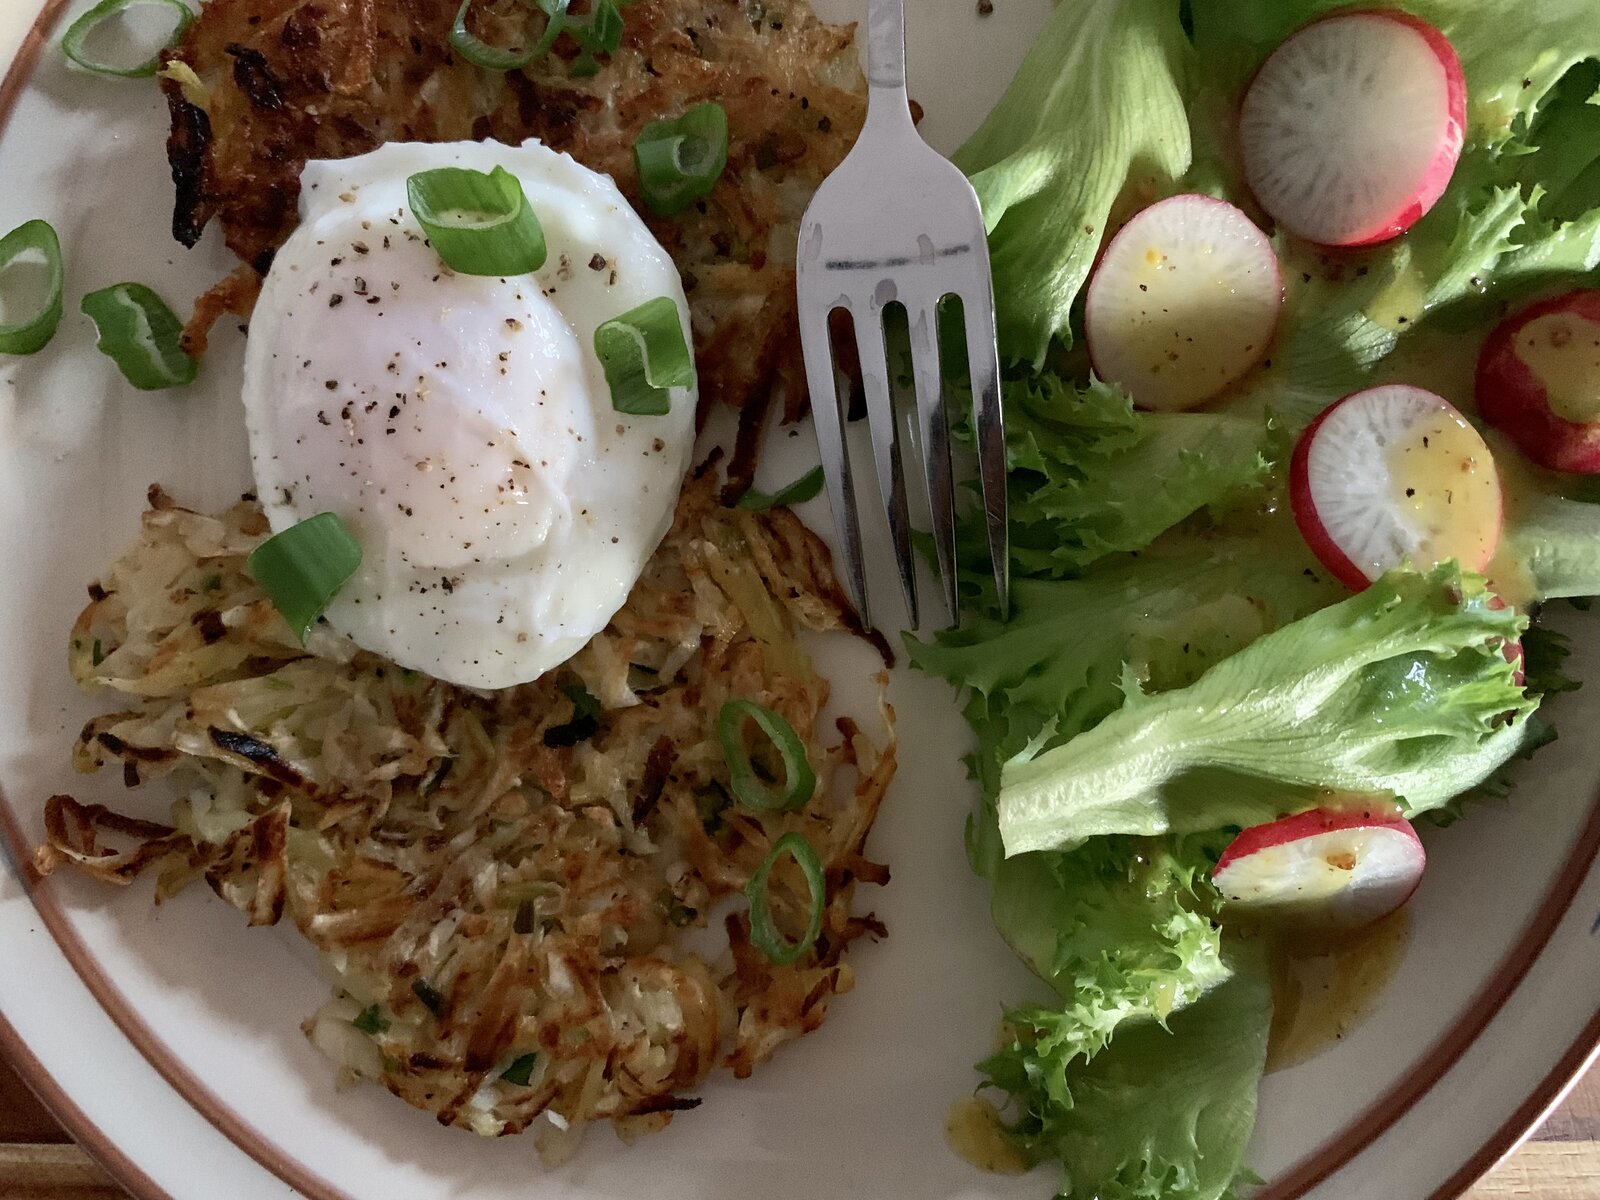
[407,165,547,276]
[80,282,198,389]
[246,512,362,645]
[449,0,568,72]
[0,221,64,356]
[634,102,729,217]
[735,465,825,511]
[62,0,195,79]
[594,295,695,416]
[745,833,825,966]
[573,0,623,54]
[717,698,816,812]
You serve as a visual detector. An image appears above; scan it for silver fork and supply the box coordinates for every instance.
[795,0,1008,630]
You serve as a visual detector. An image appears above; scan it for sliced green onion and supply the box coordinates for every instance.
[407,165,547,276]
[736,466,825,511]
[717,698,816,812]
[567,0,622,72]
[746,832,825,966]
[351,1004,389,1035]
[634,102,729,217]
[0,221,64,356]
[594,296,695,416]
[62,0,195,79]
[499,1052,538,1086]
[449,0,567,72]
[79,282,197,389]
[576,0,623,54]
[246,512,362,645]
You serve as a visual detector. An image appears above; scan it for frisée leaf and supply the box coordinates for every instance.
[981,946,1272,1200]
[993,375,1272,580]
[997,564,1535,856]
[982,831,1234,1050]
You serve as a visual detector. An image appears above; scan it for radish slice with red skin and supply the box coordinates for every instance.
[1239,10,1465,247]
[1084,194,1282,412]
[1213,807,1426,931]
[1477,289,1600,473]
[1290,385,1503,591]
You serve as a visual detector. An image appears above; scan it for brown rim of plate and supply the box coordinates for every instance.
[4,5,1600,1200]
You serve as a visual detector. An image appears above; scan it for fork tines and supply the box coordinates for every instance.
[796,166,1008,632]
[794,0,1007,633]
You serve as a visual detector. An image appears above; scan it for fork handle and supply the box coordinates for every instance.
[865,0,912,124]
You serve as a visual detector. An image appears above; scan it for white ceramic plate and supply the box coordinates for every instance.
[2,3,1599,1199]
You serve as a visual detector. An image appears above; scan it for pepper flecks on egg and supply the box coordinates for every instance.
[241,139,697,690]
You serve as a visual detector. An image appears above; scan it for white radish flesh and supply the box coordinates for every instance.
[1084,194,1282,412]
[1213,807,1426,931]
[1239,11,1465,247]
[1290,385,1502,591]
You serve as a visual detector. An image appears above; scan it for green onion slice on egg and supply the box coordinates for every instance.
[246,512,362,645]
[0,220,65,356]
[634,102,729,217]
[407,165,548,276]
[62,0,196,79]
[594,296,695,416]
[717,698,816,812]
[746,833,826,965]
[736,465,825,511]
[449,0,568,73]
[80,282,198,389]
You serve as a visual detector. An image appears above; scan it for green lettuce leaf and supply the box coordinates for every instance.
[1504,490,1600,600]
[983,832,1234,1060]
[998,564,1535,855]
[911,522,1345,804]
[954,0,1191,364]
[998,375,1272,578]
[980,946,1273,1200]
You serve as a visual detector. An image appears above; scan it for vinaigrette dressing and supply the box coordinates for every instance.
[1515,311,1600,424]
[1267,907,1412,1071]
[1385,408,1501,573]
[945,1095,1032,1175]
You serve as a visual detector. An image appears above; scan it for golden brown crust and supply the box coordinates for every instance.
[160,0,867,478]
[38,466,894,1151]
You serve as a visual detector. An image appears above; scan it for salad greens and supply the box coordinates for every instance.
[981,951,1272,1200]
[953,0,1191,365]
[913,0,1600,1196]
[997,376,1271,579]
[998,565,1531,855]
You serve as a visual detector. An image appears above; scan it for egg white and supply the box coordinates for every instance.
[242,139,696,689]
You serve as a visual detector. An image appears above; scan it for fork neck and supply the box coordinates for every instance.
[863,0,915,136]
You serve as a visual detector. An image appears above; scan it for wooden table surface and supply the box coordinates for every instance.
[0,1056,1593,1198]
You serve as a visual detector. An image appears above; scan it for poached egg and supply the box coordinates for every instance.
[242,139,695,689]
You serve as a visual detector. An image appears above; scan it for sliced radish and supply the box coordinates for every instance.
[1477,289,1600,473]
[1239,11,1466,247]
[1084,194,1282,412]
[1213,806,1426,931]
[1290,385,1503,591]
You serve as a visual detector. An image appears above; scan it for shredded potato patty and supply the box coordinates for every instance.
[160,0,868,491]
[36,464,895,1154]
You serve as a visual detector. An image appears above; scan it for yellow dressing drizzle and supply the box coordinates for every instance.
[1516,311,1600,425]
[945,1096,1031,1176]
[1267,908,1412,1072]
[1363,264,1429,333]
[1386,410,1501,572]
